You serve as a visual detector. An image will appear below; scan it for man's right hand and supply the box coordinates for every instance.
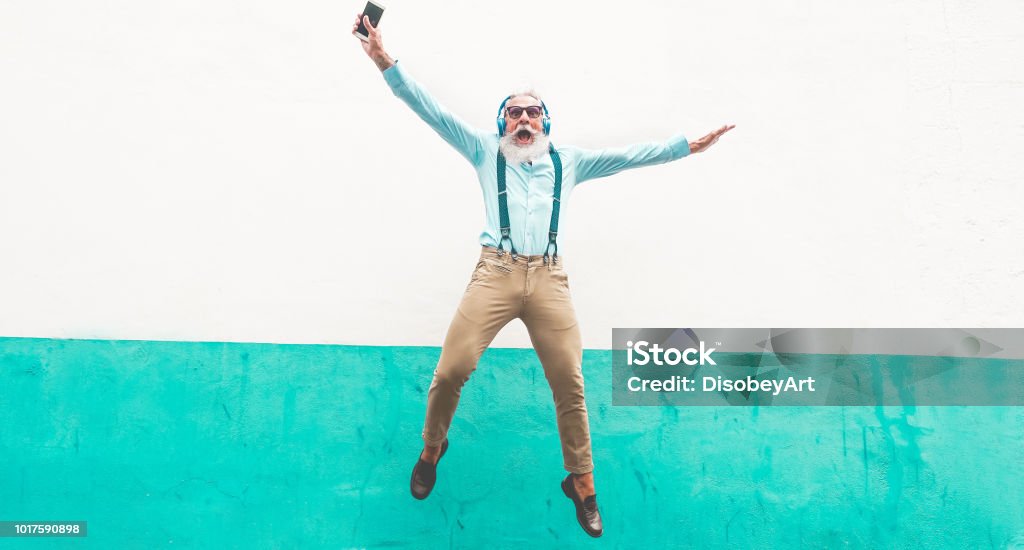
[352,13,394,72]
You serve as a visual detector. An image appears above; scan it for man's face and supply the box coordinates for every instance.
[504,95,545,147]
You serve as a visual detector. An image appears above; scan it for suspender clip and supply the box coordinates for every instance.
[543,236,559,268]
[497,227,517,259]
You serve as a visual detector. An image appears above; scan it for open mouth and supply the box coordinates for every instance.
[514,128,533,145]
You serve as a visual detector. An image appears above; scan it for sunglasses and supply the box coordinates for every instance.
[505,106,545,119]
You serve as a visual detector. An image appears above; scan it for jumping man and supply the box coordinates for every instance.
[353,13,734,538]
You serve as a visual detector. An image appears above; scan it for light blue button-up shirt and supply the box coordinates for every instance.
[382,60,691,256]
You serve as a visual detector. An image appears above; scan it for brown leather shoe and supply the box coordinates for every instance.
[561,473,603,537]
[410,439,448,500]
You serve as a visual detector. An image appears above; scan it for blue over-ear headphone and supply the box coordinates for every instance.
[496,95,551,137]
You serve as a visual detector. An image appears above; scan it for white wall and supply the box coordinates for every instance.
[2,0,1022,349]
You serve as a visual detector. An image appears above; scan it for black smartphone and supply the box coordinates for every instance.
[355,1,385,41]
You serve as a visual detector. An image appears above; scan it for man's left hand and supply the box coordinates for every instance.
[689,124,735,154]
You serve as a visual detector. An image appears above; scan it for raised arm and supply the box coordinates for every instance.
[574,125,735,185]
[352,14,486,166]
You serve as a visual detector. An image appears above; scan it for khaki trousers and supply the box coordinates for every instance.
[422,246,594,474]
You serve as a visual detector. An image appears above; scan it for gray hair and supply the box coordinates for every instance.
[507,87,543,106]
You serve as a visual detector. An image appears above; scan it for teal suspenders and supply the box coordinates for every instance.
[547,144,563,265]
[495,150,515,256]
[495,143,563,265]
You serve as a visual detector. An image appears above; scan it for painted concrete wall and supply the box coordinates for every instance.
[2,337,1023,548]
[2,0,1023,349]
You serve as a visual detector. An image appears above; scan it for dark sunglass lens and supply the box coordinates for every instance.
[526,106,543,118]
[507,107,524,118]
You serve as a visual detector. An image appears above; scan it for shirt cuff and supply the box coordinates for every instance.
[382,59,407,92]
[668,133,690,159]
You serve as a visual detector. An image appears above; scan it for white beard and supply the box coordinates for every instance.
[499,128,550,165]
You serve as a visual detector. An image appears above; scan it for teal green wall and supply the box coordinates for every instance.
[2,337,1022,548]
